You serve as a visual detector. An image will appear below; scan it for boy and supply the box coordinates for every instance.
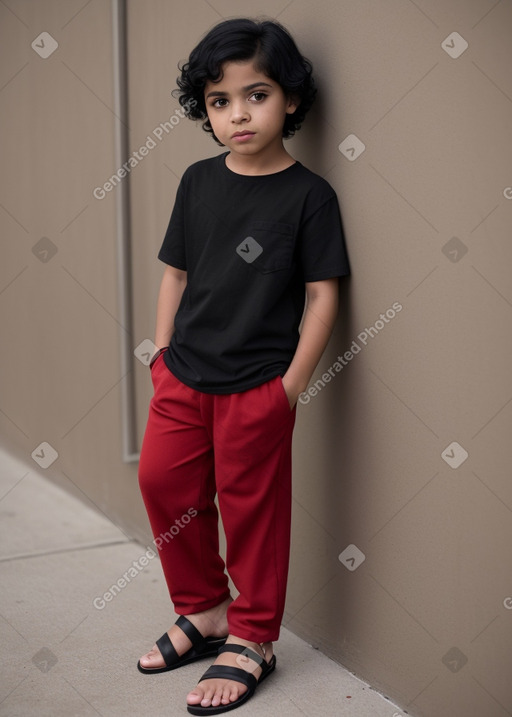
[137,17,350,715]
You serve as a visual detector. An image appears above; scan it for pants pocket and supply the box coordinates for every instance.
[273,375,294,413]
[150,347,167,370]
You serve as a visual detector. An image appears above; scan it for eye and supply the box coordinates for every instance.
[250,92,267,102]
[211,98,228,108]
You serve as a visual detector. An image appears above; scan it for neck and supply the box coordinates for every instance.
[225,146,295,176]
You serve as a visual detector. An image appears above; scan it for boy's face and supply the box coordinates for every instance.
[204,61,298,160]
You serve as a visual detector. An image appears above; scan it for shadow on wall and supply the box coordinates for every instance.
[317,278,365,636]
[287,82,337,176]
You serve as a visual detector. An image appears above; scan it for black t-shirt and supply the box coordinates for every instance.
[158,152,350,393]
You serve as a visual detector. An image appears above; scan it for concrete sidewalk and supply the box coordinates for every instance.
[0,449,402,716]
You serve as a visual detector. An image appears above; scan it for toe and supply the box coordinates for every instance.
[224,682,240,705]
[139,646,160,668]
[200,684,216,707]
[211,686,224,707]
[186,687,204,706]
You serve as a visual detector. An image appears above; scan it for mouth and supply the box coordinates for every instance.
[231,131,255,140]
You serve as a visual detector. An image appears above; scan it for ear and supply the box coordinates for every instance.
[285,94,300,115]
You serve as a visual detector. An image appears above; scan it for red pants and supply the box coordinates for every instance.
[138,352,296,643]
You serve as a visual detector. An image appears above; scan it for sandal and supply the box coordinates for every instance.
[137,615,228,674]
[186,643,276,715]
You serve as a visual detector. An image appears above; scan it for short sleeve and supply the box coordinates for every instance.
[299,192,350,282]
[157,179,187,270]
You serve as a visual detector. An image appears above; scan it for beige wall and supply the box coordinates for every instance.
[2,1,512,715]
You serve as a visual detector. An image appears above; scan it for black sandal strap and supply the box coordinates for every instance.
[155,617,209,668]
[217,643,266,669]
[176,615,207,652]
[156,632,179,667]
[199,664,257,690]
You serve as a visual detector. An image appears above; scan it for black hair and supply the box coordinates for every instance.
[174,18,316,144]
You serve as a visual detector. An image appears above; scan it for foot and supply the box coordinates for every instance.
[186,636,274,709]
[138,597,231,670]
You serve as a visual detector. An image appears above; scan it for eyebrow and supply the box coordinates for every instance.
[205,82,273,99]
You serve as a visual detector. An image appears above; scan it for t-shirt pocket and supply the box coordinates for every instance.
[240,221,295,274]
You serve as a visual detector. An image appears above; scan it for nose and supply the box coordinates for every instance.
[230,100,250,124]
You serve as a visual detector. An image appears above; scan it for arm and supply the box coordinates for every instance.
[281,277,339,408]
[154,264,187,349]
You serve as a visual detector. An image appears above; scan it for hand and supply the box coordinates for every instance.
[281,374,302,410]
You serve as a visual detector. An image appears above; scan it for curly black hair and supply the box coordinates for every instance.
[174,18,317,145]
